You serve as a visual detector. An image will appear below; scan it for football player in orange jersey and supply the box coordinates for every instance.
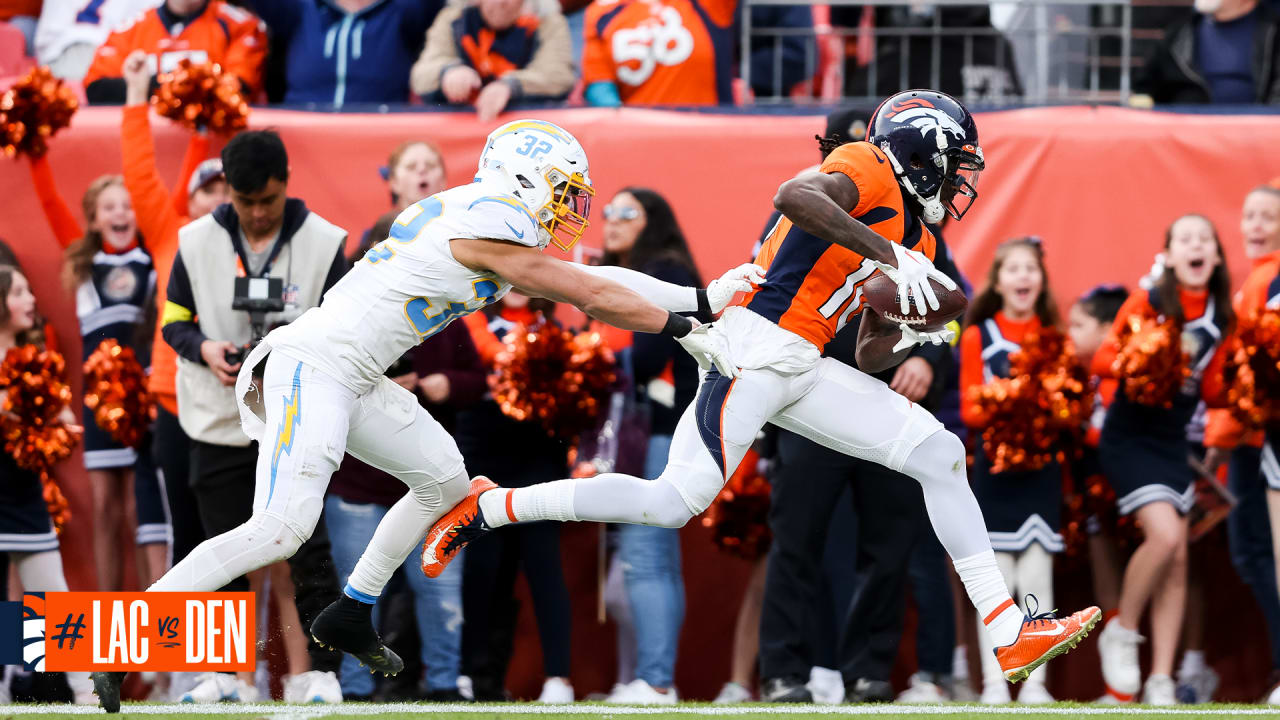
[425,90,1101,689]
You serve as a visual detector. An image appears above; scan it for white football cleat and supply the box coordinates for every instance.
[1017,681,1054,705]
[537,677,574,703]
[980,680,1011,705]
[284,670,343,703]
[896,673,948,703]
[807,666,845,705]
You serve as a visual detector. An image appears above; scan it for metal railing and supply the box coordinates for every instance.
[741,0,1137,105]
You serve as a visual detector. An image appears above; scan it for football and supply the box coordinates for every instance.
[861,271,967,331]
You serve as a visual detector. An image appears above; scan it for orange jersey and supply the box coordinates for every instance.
[737,141,937,352]
[1205,249,1280,448]
[582,0,735,105]
[84,1,267,95]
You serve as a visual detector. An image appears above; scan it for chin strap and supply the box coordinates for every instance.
[879,141,946,224]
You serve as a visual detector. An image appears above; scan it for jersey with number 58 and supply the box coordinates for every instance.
[266,181,538,394]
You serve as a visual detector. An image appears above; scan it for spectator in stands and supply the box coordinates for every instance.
[593,188,701,705]
[411,0,573,122]
[161,129,346,703]
[458,296,575,703]
[84,0,267,105]
[363,140,449,246]
[582,0,736,105]
[1,0,39,56]
[324,211,483,702]
[34,0,155,81]
[243,0,442,108]
[1135,0,1280,103]
[746,6,813,99]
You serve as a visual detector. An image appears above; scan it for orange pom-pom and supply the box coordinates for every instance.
[489,318,617,441]
[968,327,1092,473]
[0,346,79,532]
[1112,313,1189,408]
[1228,308,1280,429]
[0,67,78,159]
[83,339,155,449]
[701,448,771,560]
[152,60,249,133]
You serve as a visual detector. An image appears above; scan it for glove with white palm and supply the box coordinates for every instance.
[891,323,956,353]
[705,263,767,314]
[868,244,958,317]
[676,323,739,378]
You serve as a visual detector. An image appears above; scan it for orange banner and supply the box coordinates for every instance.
[41,592,254,671]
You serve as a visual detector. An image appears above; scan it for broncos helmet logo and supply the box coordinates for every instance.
[886,107,968,140]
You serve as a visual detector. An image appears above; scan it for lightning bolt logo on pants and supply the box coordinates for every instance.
[269,362,304,507]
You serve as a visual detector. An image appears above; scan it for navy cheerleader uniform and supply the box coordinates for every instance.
[76,245,155,470]
[1094,287,1230,516]
[0,451,58,554]
[960,312,1064,553]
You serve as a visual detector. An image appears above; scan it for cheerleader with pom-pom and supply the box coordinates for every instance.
[0,266,95,703]
[960,237,1065,705]
[1093,214,1234,705]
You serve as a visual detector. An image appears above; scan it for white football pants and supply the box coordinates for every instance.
[151,351,470,599]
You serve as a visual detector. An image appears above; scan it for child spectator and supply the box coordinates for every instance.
[364,140,448,246]
[243,0,442,107]
[581,0,736,106]
[411,0,573,122]
[959,237,1063,706]
[29,148,153,594]
[83,0,268,105]
[1094,215,1234,705]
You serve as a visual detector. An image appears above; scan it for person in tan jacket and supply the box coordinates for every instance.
[411,0,574,121]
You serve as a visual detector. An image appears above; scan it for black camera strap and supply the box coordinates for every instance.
[231,227,287,279]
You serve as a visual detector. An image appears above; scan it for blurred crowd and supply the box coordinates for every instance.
[1,0,1280,112]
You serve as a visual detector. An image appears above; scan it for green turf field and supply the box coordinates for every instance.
[6,703,1280,719]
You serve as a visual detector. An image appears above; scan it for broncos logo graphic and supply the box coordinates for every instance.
[885,107,967,140]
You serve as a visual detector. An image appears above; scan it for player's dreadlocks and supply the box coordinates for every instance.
[816,134,849,160]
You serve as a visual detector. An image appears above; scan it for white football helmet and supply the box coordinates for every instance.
[476,119,595,251]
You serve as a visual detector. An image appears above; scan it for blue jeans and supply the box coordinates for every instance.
[617,434,685,688]
[1226,445,1280,671]
[324,495,463,694]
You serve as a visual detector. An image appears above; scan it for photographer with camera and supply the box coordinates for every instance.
[161,129,349,703]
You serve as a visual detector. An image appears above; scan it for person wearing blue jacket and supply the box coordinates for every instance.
[245,0,443,107]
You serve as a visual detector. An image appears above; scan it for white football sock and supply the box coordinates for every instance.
[485,473,694,528]
[484,480,579,528]
[955,550,1022,647]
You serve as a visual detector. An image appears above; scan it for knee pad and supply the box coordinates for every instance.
[903,430,967,486]
[246,512,307,563]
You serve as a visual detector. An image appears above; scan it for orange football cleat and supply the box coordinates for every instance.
[995,598,1101,683]
[421,476,498,578]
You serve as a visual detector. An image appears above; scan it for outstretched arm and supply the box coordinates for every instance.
[773,170,894,264]
[569,263,705,314]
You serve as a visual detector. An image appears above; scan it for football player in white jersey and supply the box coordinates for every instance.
[90,119,759,712]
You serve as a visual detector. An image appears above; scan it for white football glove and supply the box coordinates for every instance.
[868,244,958,317]
[706,263,766,314]
[891,323,956,354]
[676,323,740,378]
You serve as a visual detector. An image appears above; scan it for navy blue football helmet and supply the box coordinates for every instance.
[867,90,984,223]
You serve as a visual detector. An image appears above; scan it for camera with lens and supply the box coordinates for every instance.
[226,276,285,366]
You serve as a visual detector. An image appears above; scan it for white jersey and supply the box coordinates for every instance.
[36,0,160,66]
[266,181,540,395]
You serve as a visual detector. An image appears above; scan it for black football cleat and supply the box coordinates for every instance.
[92,671,126,713]
[310,595,403,677]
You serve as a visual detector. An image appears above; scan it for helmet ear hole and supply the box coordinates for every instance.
[516,175,536,189]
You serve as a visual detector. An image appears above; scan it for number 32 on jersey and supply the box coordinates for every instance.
[364,196,502,338]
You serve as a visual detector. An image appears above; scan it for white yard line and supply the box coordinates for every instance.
[3,704,1280,716]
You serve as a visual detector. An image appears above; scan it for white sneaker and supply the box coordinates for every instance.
[1098,619,1143,700]
[713,682,752,704]
[1018,682,1054,705]
[1268,683,1280,705]
[537,677,574,703]
[180,673,235,703]
[807,667,844,705]
[68,672,95,705]
[1176,666,1219,704]
[457,675,474,702]
[605,678,677,705]
[284,670,343,703]
[980,680,1011,705]
[1142,674,1176,705]
[897,673,948,703]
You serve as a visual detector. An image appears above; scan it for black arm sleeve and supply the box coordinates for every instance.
[321,242,349,294]
[161,252,209,364]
